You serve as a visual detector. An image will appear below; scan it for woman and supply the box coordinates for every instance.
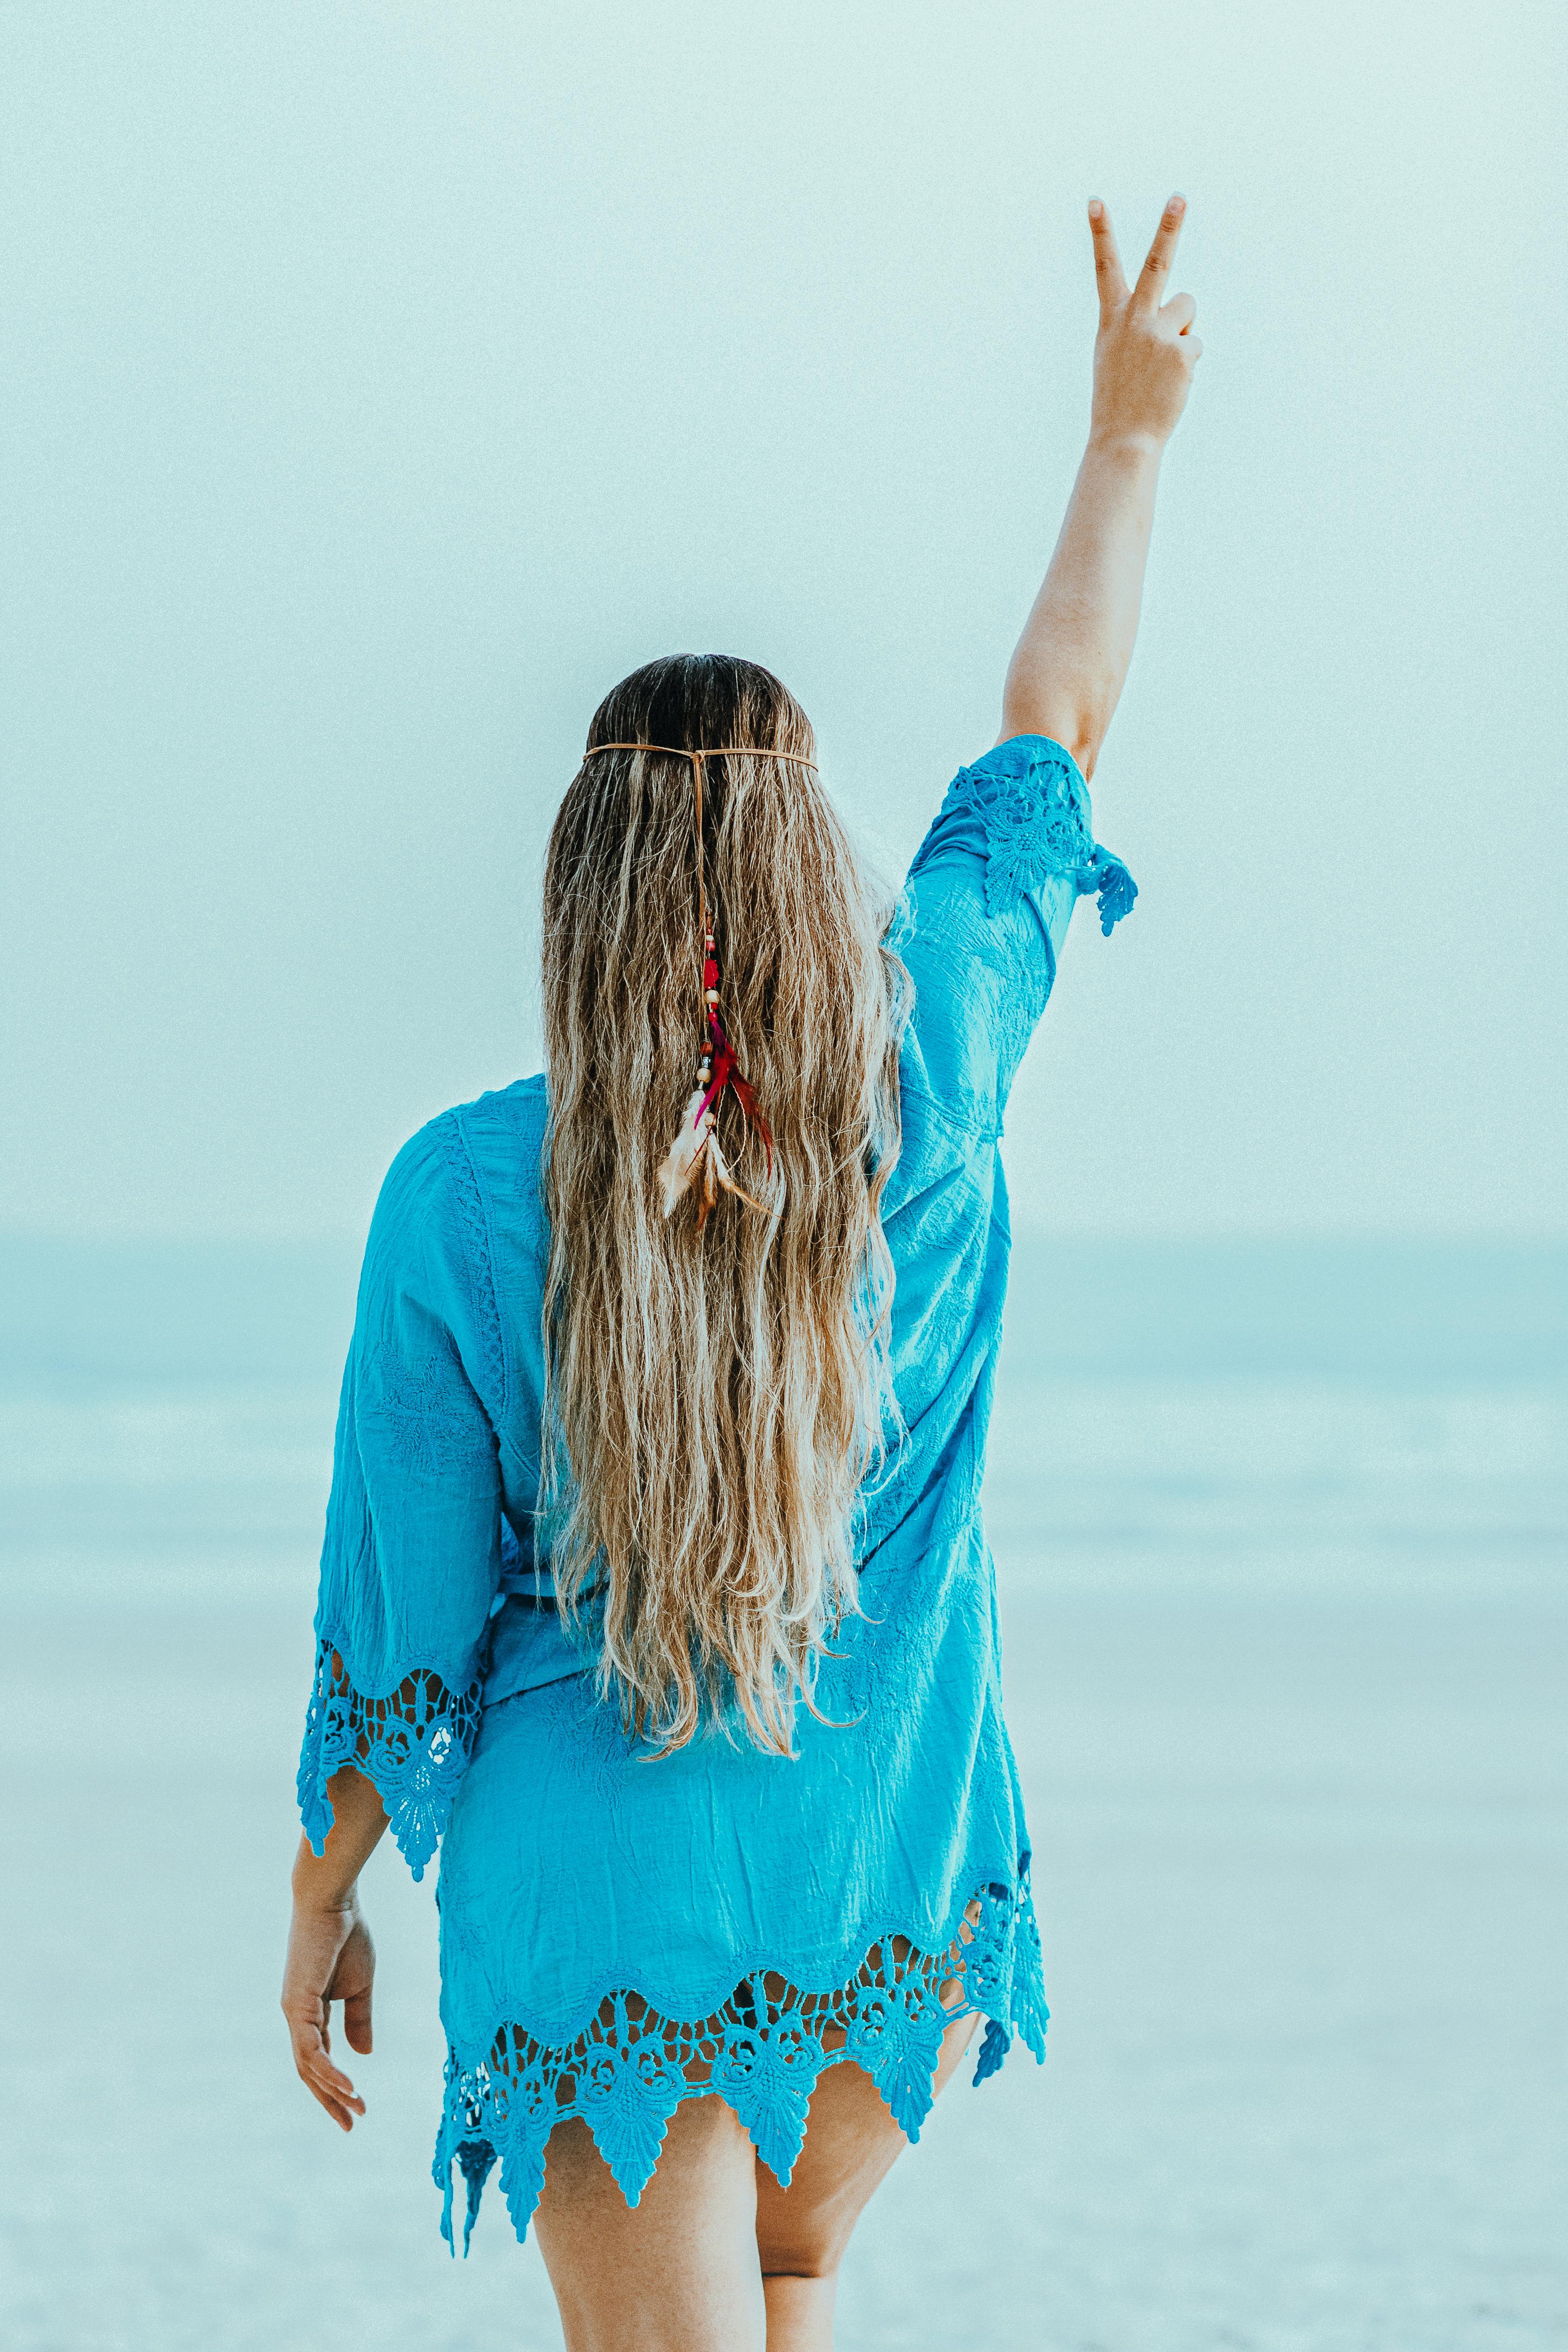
[281,192,1200,2350]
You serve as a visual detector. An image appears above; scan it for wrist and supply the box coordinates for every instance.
[293,1877,360,1917]
[1085,423,1165,466]
[291,1872,359,1910]
[292,1844,363,1915]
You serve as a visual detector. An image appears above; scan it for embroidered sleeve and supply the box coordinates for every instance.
[889,736,1137,1152]
[297,1643,486,1883]
[296,1115,503,1880]
[910,733,1137,933]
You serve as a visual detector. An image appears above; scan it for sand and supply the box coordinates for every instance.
[1,1346,1563,2348]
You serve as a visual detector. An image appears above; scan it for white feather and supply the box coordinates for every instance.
[705,1127,763,1214]
[655,1090,708,1217]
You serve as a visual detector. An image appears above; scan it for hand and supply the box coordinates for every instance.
[1086,192,1202,454]
[281,1892,375,2130]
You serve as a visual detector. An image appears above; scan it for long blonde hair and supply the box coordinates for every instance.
[540,654,908,1755]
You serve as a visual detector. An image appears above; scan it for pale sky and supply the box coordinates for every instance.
[3,0,1563,1243]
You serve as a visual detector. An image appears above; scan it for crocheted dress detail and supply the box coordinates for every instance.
[296,1636,483,1882]
[433,1870,1050,2254]
[938,737,1138,933]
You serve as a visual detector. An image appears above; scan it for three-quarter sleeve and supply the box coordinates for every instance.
[296,1117,504,1880]
[897,733,1136,1132]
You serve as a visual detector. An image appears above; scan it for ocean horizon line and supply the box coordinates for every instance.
[0,1230,1564,1393]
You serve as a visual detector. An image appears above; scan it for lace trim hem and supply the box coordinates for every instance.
[295,1633,483,1881]
[431,1868,1050,2254]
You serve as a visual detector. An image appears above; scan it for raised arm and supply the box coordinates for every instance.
[999,193,1201,775]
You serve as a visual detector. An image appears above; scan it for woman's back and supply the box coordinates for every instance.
[300,727,1133,1841]
[292,723,1135,2241]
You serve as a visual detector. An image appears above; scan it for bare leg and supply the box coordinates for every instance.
[754,2010,979,2352]
[532,2094,766,2352]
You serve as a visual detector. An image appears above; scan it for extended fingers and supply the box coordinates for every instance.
[310,2084,359,2130]
[1088,199,1129,324]
[289,2014,366,2129]
[304,2054,365,2129]
[1133,193,1187,312]
[306,2073,359,2130]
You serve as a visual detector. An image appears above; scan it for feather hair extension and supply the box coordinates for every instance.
[657,1098,767,1226]
[705,1127,761,1211]
[656,1089,708,1219]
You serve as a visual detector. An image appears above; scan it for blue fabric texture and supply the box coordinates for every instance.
[295,733,1135,2248]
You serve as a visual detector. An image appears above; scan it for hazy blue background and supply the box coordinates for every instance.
[3,0,1564,1247]
[2,8,1565,2351]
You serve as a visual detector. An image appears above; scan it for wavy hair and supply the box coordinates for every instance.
[540,654,909,1755]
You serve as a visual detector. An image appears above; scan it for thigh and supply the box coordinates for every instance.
[754,2008,979,2278]
[532,2094,765,2352]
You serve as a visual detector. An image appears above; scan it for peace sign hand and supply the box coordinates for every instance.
[1087,193,1202,453]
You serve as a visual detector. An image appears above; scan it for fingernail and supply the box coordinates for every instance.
[1170,192,1186,210]
[1088,199,1103,219]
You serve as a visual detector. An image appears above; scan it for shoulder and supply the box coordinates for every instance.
[372,1077,547,1237]
[945,731,1092,818]
[362,1082,546,1411]
[400,1075,547,1161]
[444,1076,549,1206]
[453,1072,549,1138]
[908,734,1095,912]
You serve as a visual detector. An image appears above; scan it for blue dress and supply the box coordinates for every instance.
[295,733,1136,2251]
